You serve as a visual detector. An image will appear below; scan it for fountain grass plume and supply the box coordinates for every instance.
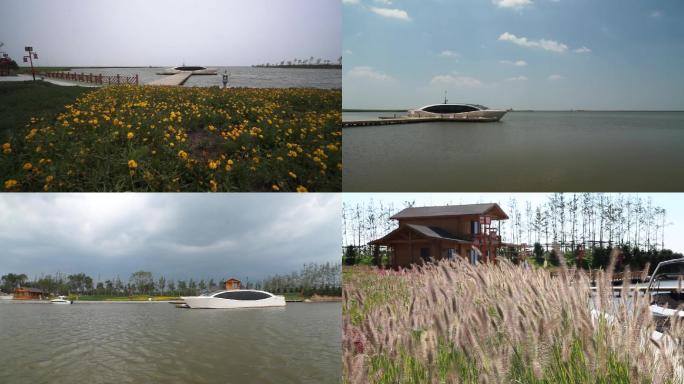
[343,253,684,383]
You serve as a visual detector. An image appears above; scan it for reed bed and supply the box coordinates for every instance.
[343,257,684,383]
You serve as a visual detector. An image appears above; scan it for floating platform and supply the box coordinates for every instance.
[343,117,444,127]
[148,72,193,86]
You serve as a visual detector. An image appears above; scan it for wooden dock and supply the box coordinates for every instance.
[148,72,192,86]
[343,117,443,128]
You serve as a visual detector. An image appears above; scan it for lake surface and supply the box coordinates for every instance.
[343,111,684,191]
[0,302,340,384]
[66,67,341,89]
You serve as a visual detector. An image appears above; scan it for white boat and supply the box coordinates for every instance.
[0,292,13,300]
[181,289,286,309]
[408,103,507,122]
[647,258,684,321]
[50,296,73,304]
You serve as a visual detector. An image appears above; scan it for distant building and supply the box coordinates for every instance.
[14,287,44,300]
[369,203,510,268]
[224,278,241,291]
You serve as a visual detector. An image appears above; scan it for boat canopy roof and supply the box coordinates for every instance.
[417,103,490,113]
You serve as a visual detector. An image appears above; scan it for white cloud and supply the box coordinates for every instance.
[344,49,353,55]
[430,75,481,87]
[506,75,528,81]
[547,74,564,81]
[574,46,591,53]
[492,0,533,9]
[439,50,460,58]
[650,10,662,18]
[342,0,360,4]
[498,32,568,53]
[348,66,393,81]
[500,59,528,66]
[374,0,393,4]
[369,7,411,21]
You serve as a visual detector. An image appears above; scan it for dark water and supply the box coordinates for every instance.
[0,302,340,384]
[343,111,684,191]
[67,67,341,89]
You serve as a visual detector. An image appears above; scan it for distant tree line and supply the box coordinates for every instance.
[1,262,341,297]
[342,194,681,272]
[254,56,342,68]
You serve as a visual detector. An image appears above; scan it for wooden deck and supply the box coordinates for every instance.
[147,72,192,86]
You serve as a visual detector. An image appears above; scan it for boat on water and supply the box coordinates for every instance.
[407,103,507,122]
[156,65,217,75]
[50,296,73,304]
[182,289,286,309]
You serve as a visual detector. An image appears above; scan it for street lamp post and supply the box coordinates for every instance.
[23,46,38,81]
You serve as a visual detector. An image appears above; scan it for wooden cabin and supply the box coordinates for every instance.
[369,203,509,268]
[14,287,44,300]
[224,278,241,291]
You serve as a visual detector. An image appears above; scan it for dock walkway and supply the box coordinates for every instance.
[148,72,192,86]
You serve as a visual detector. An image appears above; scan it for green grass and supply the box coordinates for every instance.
[0,81,92,141]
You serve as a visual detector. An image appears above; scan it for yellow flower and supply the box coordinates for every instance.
[23,163,33,171]
[178,150,188,160]
[209,180,218,192]
[208,160,219,170]
[127,132,135,140]
[4,179,18,189]
[127,160,138,169]
[271,184,280,191]
[288,171,297,179]
[296,185,308,193]
[45,175,54,183]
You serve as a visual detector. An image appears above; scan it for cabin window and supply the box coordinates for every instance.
[470,221,480,235]
[215,291,271,300]
[447,248,455,260]
[420,247,430,261]
[469,249,479,265]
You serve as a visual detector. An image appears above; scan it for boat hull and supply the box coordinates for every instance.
[50,300,71,304]
[181,295,286,309]
[407,109,507,122]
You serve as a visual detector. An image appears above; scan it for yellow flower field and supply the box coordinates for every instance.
[1,85,341,191]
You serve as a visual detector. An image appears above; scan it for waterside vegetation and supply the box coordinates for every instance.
[343,258,684,383]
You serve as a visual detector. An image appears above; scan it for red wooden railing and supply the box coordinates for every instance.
[41,71,139,85]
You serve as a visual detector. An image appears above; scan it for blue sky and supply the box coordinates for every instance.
[343,0,684,110]
[0,0,340,66]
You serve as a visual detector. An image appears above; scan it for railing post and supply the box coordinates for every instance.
[117,74,120,84]
[135,74,138,85]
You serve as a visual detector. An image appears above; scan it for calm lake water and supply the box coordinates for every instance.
[66,67,341,89]
[0,302,340,384]
[343,111,684,191]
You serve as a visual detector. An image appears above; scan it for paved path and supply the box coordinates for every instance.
[147,72,192,86]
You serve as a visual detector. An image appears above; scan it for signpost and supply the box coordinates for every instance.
[23,46,38,81]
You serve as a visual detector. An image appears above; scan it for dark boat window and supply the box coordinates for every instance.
[423,105,479,114]
[215,291,271,300]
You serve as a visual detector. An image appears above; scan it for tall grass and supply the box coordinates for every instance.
[343,257,684,383]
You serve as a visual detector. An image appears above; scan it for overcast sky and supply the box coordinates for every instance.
[0,0,341,66]
[0,194,341,284]
[343,0,684,110]
[343,193,684,253]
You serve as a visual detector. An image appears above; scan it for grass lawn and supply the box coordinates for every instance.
[0,81,92,142]
[1,82,341,191]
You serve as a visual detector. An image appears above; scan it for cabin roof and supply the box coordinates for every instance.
[16,287,43,293]
[390,203,509,220]
[370,224,472,245]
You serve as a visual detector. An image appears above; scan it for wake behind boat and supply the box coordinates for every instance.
[182,289,286,309]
